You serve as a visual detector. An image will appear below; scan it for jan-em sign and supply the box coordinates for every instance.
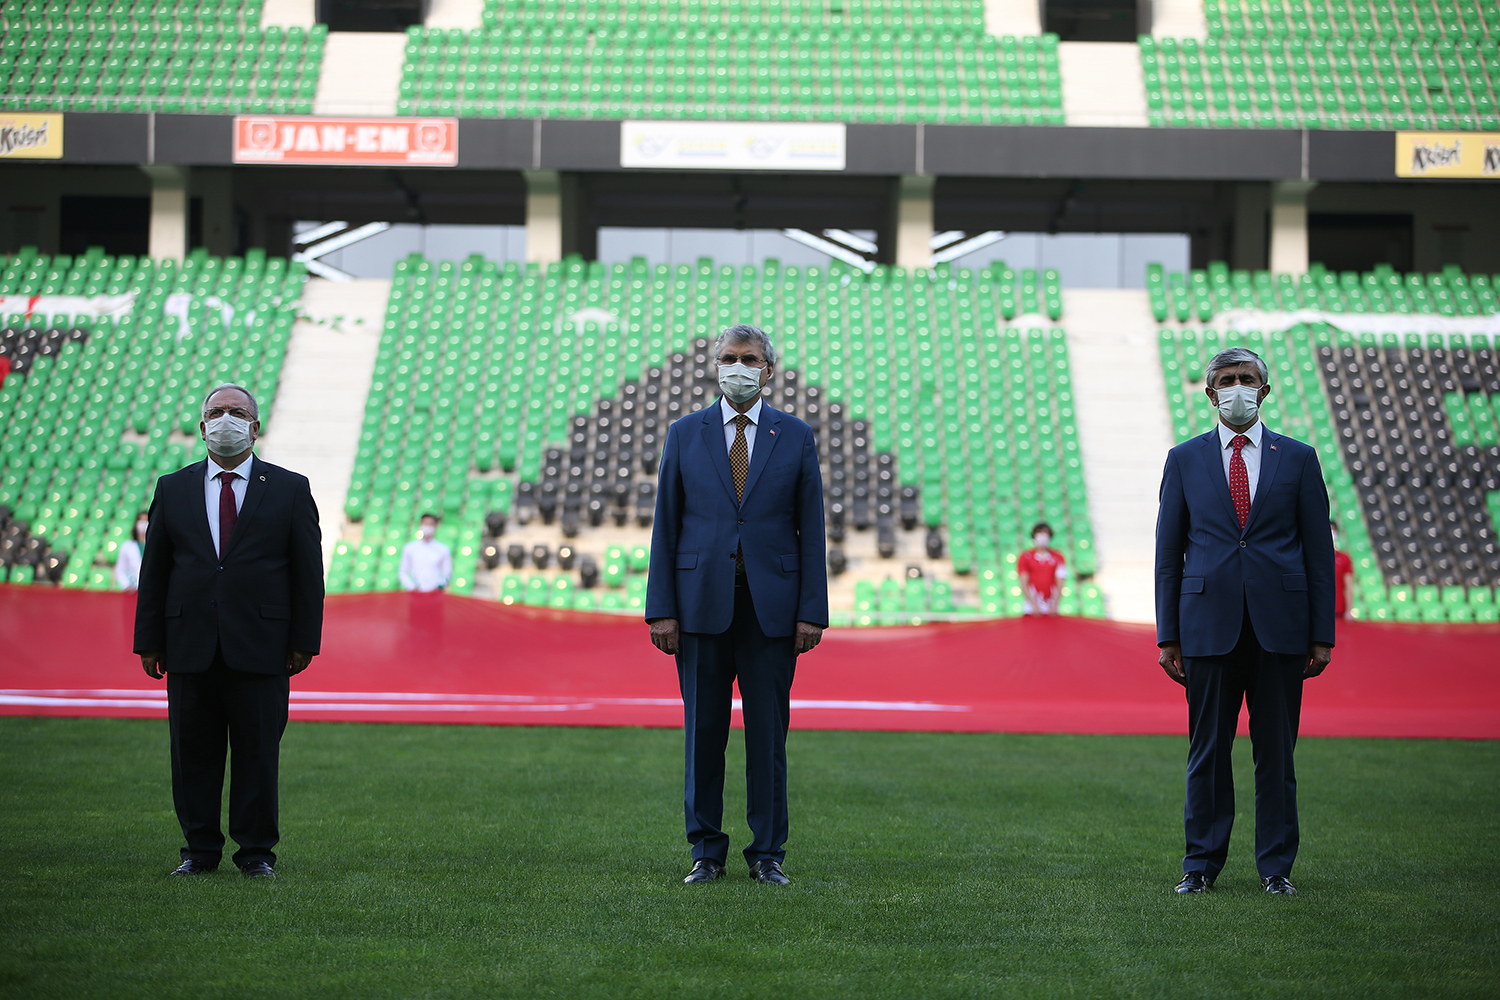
[233,117,458,166]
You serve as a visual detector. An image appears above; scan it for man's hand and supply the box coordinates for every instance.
[794,621,824,656]
[287,650,315,676]
[140,651,165,680]
[1305,643,1332,679]
[1158,643,1186,686]
[649,618,680,656]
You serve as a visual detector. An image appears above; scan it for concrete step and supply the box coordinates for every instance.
[312,32,408,117]
[257,278,388,572]
[1059,42,1149,128]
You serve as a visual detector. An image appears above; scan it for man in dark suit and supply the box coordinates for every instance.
[135,383,323,879]
[1155,347,1335,896]
[646,324,829,886]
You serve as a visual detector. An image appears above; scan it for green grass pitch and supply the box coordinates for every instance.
[0,717,1496,999]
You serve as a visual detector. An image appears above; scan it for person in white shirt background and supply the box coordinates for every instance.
[399,513,452,592]
[114,511,149,591]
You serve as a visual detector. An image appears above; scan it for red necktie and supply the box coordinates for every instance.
[217,471,239,560]
[1229,435,1251,529]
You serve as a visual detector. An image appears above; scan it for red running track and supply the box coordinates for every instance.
[1,585,1496,738]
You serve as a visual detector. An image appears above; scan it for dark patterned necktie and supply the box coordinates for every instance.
[217,471,239,559]
[1229,435,1250,528]
[730,414,750,501]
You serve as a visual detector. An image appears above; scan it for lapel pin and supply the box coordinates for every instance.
[259,475,266,481]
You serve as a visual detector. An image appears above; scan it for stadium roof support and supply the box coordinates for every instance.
[138,164,189,262]
[1270,180,1317,276]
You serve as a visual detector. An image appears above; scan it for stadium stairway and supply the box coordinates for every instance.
[312,30,407,117]
[1057,41,1149,127]
[426,0,486,31]
[1062,289,1174,625]
[256,278,388,574]
[259,0,316,28]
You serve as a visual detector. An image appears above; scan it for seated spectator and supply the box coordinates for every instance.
[1332,521,1354,619]
[114,511,149,592]
[399,513,452,593]
[1017,521,1067,616]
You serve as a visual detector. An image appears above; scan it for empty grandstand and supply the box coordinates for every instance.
[327,252,1102,622]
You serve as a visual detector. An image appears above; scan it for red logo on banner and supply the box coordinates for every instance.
[232,116,459,166]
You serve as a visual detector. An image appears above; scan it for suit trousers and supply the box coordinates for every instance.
[1183,606,1304,880]
[677,580,796,868]
[167,645,290,867]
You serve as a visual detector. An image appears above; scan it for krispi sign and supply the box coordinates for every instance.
[0,113,63,158]
[233,116,458,166]
[1396,131,1500,179]
[621,121,845,171]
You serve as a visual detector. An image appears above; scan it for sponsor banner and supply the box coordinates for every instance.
[1396,131,1500,179]
[621,121,845,171]
[0,113,63,158]
[232,116,458,166]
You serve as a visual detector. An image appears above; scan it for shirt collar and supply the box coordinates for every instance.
[1217,420,1263,449]
[206,452,255,483]
[720,396,763,426]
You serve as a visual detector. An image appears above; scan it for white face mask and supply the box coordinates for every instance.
[1214,384,1262,425]
[136,520,149,539]
[1034,533,1050,548]
[718,362,764,404]
[419,524,436,540]
[204,414,254,457]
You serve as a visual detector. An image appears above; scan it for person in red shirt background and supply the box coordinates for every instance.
[1017,521,1067,616]
[1331,520,1354,618]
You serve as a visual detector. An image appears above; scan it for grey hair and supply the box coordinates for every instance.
[1204,348,1269,388]
[202,383,260,420]
[713,324,777,367]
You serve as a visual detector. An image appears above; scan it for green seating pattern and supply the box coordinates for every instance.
[0,0,326,115]
[397,25,1065,124]
[843,571,1106,626]
[482,0,990,33]
[1148,261,1500,324]
[1145,1,1500,131]
[0,246,304,588]
[328,252,1098,621]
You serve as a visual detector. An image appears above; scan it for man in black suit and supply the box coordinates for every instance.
[135,383,324,879]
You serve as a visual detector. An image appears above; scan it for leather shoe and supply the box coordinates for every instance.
[168,859,217,876]
[1262,874,1298,895]
[1175,871,1214,894]
[749,859,790,884]
[240,861,276,879]
[683,859,724,884]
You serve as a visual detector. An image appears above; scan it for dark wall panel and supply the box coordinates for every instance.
[539,120,621,170]
[154,114,235,166]
[60,113,149,163]
[925,125,1302,180]
[1307,131,1396,181]
[844,124,919,175]
[455,118,535,170]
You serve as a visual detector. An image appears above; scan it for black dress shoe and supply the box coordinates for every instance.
[749,859,790,884]
[1175,871,1214,894]
[239,861,275,879]
[1262,874,1298,895]
[683,859,724,884]
[168,859,217,876]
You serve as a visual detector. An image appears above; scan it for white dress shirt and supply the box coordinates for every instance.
[114,538,142,590]
[400,538,453,592]
[1217,419,1264,503]
[720,395,763,462]
[203,452,254,555]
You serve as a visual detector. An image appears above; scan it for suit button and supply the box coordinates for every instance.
[1239,541,1247,548]
[217,566,223,572]
[210,600,217,607]
[737,518,745,524]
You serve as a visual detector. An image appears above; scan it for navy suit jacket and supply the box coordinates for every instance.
[645,399,829,637]
[134,455,325,675]
[1155,425,1336,658]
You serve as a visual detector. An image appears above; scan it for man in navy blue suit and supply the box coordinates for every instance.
[1155,347,1335,896]
[646,324,829,886]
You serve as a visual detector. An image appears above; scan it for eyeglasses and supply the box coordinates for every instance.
[203,406,255,421]
[718,353,767,369]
